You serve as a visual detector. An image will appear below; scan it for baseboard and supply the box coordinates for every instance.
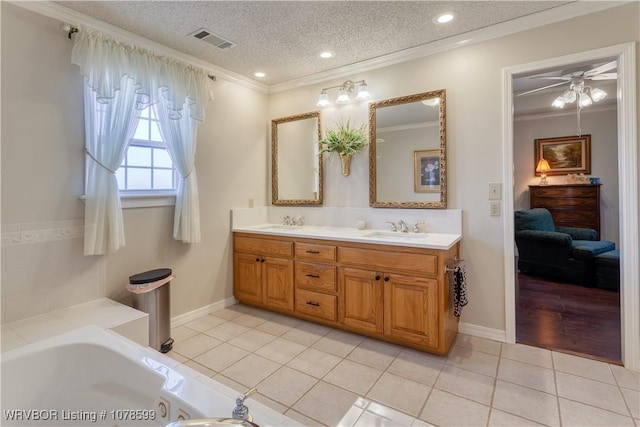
[171,297,238,327]
[459,322,508,343]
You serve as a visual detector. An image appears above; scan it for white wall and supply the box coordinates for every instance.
[514,107,619,245]
[1,3,268,321]
[268,3,640,333]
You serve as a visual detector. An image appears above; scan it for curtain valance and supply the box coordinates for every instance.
[71,27,214,122]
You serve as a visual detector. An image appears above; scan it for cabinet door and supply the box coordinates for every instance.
[338,267,383,334]
[384,273,439,348]
[234,252,263,304]
[263,257,294,312]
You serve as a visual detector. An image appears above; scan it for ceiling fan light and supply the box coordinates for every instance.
[562,89,576,103]
[590,87,607,102]
[551,96,566,108]
[579,92,593,107]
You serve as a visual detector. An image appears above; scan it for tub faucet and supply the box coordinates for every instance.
[398,220,409,233]
[232,387,257,421]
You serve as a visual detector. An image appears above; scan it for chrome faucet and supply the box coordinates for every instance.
[413,221,425,233]
[294,216,305,226]
[385,221,398,232]
[282,215,292,226]
[398,220,409,233]
[232,387,257,421]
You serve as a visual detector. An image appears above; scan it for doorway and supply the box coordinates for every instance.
[502,43,639,371]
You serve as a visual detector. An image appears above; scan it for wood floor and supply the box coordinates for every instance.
[516,272,621,364]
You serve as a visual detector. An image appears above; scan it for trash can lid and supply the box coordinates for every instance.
[129,268,172,285]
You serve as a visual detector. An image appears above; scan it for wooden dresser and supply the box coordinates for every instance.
[529,184,601,238]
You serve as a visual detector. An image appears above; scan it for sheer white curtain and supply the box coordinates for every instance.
[83,78,141,255]
[153,97,201,243]
[72,27,213,253]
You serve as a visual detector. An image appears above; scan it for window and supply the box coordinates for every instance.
[115,106,176,192]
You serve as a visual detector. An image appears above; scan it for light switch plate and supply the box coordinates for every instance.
[489,182,502,200]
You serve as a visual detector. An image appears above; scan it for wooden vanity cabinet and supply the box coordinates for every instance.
[233,232,459,355]
[233,235,294,312]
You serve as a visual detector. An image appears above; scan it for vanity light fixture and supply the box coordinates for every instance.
[316,80,371,107]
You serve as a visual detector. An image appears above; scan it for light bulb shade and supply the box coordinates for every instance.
[551,96,566,108]
[590,87,607,102]
[562,89,577,103]
[316,92,330,107]
[335,89,351,104]
[579,92,593,107]
[356,84,371,100]
[536,159,551,173]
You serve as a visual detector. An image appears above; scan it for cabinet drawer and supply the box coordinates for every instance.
[234,236,293,257]
[295,243,336,262]
[531,197,597,209]
[295,289,336,321]
[338,247,437,276]
[295,262,336,292]
[530,186,597,198]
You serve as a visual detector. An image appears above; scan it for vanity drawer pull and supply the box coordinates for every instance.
[306,273,320,278]
[306,250,321,254]
[306,301,320,307]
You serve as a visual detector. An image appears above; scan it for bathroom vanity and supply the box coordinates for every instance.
[232,225,461,356]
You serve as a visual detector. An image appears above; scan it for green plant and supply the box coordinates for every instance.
[319,119,368,156]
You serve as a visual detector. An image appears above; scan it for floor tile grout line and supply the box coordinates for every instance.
[485,343,503,426]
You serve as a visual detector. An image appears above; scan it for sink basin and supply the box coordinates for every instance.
[363,231,427,240]
[253,224,303,231]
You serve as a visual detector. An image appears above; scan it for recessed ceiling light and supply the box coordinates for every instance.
[434,12,457,24]
[319,51,334,59]
[254,72,266,78]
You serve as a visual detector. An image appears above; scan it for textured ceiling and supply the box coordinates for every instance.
[55,1,573,85]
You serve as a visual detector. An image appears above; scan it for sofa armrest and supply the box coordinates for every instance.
[515,230,573,261]
[555,226,597,241]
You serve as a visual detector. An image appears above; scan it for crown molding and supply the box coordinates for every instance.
[9,0,269,94]
[269,1,630,94]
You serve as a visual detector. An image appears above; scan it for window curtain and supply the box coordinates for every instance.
[72,27,213,254]
[83,78,141,255]
[153,98,201,242]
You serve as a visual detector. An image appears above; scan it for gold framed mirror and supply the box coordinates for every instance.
[272,111,323,205]
[369,89,446,208]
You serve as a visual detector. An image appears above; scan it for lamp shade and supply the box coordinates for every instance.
[536,159,551,173]
[316,92,330,107]
[590,87,607,102]
[356,83,371,100]
[335,88,350,104]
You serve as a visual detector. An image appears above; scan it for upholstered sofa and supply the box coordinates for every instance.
[515,208,615,286]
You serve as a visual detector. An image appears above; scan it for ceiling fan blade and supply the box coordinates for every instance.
[527,76,572,81]
[584,60,617,76]
[588,73,617,80]
[516,81,568,97]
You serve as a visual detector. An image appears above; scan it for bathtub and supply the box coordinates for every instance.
[1,325,299,427]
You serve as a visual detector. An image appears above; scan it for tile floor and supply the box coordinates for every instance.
[168,303,640,427]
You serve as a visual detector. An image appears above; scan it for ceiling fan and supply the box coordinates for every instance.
[516,60,617,135]
[516,59,617,99]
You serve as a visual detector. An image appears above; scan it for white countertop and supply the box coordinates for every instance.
[232,224,461,250]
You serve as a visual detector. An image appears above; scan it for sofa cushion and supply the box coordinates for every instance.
[595,249,620,267]
[515,208,555,232]
[572,240,616,261]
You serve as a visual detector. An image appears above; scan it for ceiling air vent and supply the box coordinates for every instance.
[190,28,236,50]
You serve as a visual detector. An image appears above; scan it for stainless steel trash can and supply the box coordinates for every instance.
[128,268,174,353]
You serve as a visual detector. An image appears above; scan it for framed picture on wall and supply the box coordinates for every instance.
[414,149,440,193]
[534,134,591,176]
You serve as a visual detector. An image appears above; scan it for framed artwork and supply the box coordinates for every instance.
[414,149,440,193]
[534,135,591,176]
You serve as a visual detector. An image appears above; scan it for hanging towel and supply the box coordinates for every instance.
[453,265,468,317]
